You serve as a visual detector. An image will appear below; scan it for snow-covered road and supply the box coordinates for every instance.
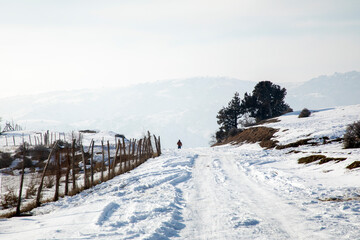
[179,148,328,240]
[1,144,360,240]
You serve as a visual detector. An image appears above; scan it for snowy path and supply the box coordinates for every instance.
[179,149,319,240]
[1,146,360,239]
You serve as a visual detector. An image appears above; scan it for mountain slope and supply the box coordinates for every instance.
[1,72,360,148]
[285,71,360,110]
[0,77,256,148]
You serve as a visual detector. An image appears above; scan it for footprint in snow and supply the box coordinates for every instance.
[234,219,260,228]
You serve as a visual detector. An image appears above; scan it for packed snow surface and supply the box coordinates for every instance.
[1,105,360,239]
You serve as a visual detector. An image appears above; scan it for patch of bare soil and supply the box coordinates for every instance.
[319,157,346,164]
[215,127,279,149]
[319,196,360,202]
[276,138,317,149]
[298,155,347,165]
[346,161,360,170]
[298,155,326,164]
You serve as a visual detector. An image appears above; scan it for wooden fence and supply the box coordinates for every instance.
[0,130,67,147]
[0,131,161,217]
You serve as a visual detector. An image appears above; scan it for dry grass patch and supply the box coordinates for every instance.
[298,155,326,164]
[277,138,315,149]
[214,127,279,148]
[319,157,347,165]
[319,196,360,202]
[298,155,347,165]
[346,161,360,170]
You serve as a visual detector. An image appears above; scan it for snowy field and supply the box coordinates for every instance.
[1,105,360,239]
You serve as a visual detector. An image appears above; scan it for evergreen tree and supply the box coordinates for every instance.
[215,92,243,142]
[244,81,291,121]
[214,81,292,143]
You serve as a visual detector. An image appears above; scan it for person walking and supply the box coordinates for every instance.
[177,140,182,149]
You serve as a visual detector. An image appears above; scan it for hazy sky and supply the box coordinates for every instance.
[1,0,359,97]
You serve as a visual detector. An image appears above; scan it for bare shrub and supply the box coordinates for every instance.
[44,175,55,188]
[25,175,40,199]
[298,108,311,118]
[0,152,14,168]
[344,121,360,148]
[1,187,18,209]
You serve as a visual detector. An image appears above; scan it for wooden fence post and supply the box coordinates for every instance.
[65,147,70,196]
[135,139,140,167]
[81,145,88,189]
[107,141,111,180]
[90,140,94,187]
[131,140,136,169]
[54,150,61,201]
[118,141,123,175]
[101,140,105,182]
[36,141,58,207]
[127,139,131,172]
[15,143,26,216]
[153,135,159,156]
[158,136,161,155]
[71,139,76,191]
[142,137,146,163]
[112,140,120,178]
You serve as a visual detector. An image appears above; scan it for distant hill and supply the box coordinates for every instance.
[285,71,360,110]
[0,78,255,148]
[1,72,359,148]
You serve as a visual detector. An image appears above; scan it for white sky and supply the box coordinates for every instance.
[1,0,360,97]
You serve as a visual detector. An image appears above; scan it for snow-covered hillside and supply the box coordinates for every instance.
[1,105,360,239]
[1,72,360,148]
[0,77,255,148]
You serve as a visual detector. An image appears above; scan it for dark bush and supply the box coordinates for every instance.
[228,128,243,137]
[30,145,51,161]
[344,121,360,148]
[298,108,311,118]
[215,130,226,143]
[0,152,14,168]
[14,157,33,169]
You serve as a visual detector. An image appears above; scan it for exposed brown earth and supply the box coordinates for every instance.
[346,161,360,170]
[276,138,317,149]
[214,127,279,149]
[298,155,347,165]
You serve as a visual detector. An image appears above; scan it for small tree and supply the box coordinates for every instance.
[344,121,360,148]
[216,92,243,142]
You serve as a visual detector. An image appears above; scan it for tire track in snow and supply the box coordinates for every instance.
[96,202,120,226]
[179,149,323,240]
